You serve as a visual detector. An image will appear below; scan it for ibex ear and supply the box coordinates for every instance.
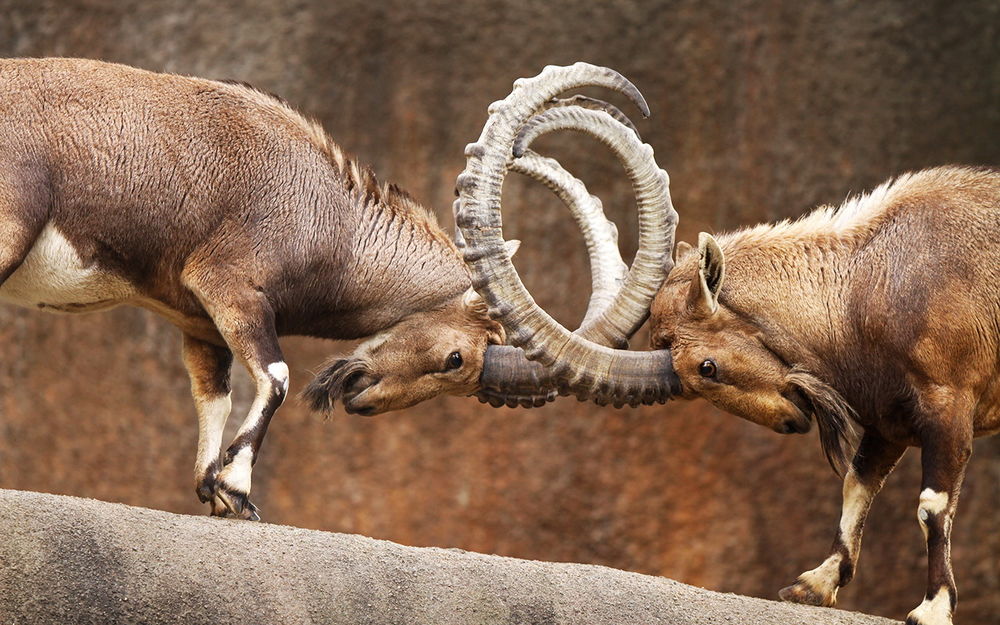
[687,232,725,315]
[674,240,693,262]
[462,287,484,312]
[504,239,521,259]
[486,323,506,345]
[463,288,505,345]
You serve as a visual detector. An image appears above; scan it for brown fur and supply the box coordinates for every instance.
[650,165,999,624]
[0,57,503,517]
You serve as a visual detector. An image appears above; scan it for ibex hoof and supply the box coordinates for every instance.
[905,615,952,625]
[904,590,954,625]
[211,483,261,521]
[778,579,834,607]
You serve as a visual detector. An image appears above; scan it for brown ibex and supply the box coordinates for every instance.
[456,69,998,625]
[0,58,672,520]
[645,167,1000,625]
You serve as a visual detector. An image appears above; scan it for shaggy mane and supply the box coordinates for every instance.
[212,78,442,231]
[716,174,913,251]
[704,167,1000,287]
[714,167,996,253]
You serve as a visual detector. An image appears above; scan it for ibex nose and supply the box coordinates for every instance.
[344,403,377,416]
[344,371,379,394]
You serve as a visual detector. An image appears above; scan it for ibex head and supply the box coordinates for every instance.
[650,233,854,471]
[650,234,813,433]
[302,286,507,415]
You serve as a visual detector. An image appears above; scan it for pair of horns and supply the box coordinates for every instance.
[454,63,681,408]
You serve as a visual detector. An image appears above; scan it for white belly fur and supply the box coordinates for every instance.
[0,222,136,312]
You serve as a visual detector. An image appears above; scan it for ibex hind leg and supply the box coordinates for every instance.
[182,260,287,520]
[905,417,972,625]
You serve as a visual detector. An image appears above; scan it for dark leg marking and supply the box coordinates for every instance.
[183,268,289,521]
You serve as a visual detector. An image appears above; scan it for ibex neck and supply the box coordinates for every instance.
[717,234,861,377]
[714,179,906,372]
[282,190,468,340]
[267,135,470,339]
[345,197,469,326]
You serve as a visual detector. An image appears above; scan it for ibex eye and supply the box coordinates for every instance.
[699,359,717,378]
[444,351,463,371]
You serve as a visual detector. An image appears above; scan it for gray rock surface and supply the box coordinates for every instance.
[0,489,896,625]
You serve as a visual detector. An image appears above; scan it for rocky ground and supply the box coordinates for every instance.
[0,489,898,625]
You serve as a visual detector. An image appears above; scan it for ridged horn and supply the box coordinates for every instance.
[510,151,628,335]
[542,95,640,136]
[476,116,639,408]
[475,150,630,409]
[457,63,681,407]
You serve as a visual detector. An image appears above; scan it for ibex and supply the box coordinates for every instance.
[0,57,499,519]
[0,58,672,520]
[645,166,1000,625]
[455,68,998,625]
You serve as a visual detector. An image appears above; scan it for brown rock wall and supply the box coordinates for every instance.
[0,1,997,621]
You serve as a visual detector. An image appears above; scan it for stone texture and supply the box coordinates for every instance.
[0,489,898,625]
[0,1,997,622]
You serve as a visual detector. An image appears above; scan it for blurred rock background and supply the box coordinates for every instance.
[0,1,997,621]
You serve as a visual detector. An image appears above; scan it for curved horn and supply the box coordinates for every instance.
[510,151,627,334]
[511,105,670,345]
[457,63,680,407]
[477,345,556,408]
[543,95,641,136]
[475,150,630,408]
[452,198,467,249]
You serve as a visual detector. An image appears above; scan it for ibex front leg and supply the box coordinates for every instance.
[182,334,234,515]
[905,415,972,625]
[185,277,288,520]
[780,431,906,606]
